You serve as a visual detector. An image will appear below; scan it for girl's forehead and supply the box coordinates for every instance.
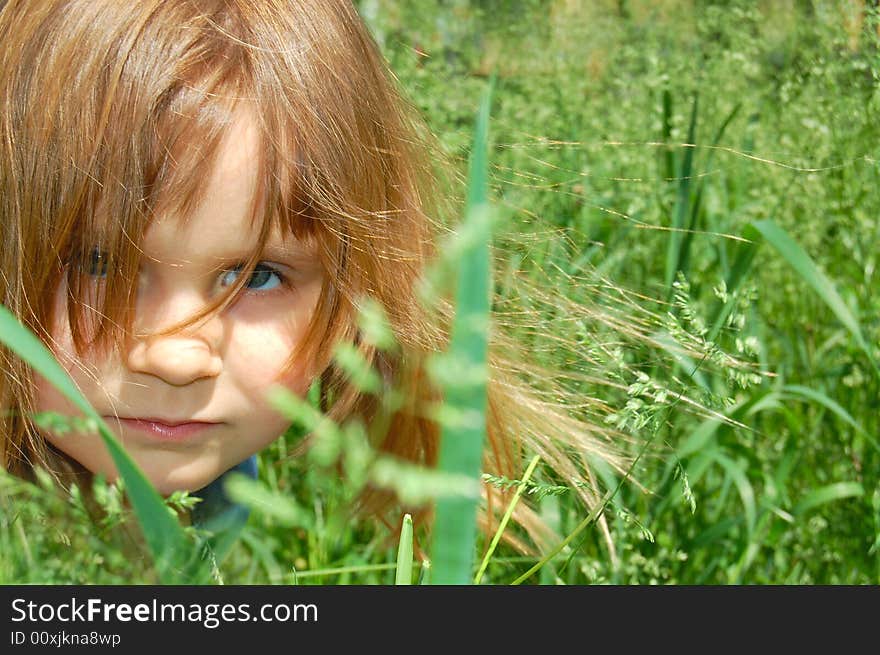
[155,104,262,214]
[138,107,311,265]
[208,109,262,189]
[145,108,264,243]
[83,100,318,272]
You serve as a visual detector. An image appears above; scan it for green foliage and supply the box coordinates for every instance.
[430,80,493,585]
[395,514,414,585]
[361,0,879,584]
[0,470,200,584]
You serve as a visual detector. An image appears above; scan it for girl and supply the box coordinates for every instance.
[0,0,625,556]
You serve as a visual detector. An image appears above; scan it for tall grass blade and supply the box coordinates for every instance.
[661,88,675,182]
[429,80,493,585]
[510,487,612,585]
[395,513,414,585]
[665,92,698,295]
[0,304,200,583]
[708,224,759,341]
[712,451,757,537]
[751,219,878,377]
[473,455,540,584]
[781,384,878,454]
[678,102,741,278]
[793,482,864,516]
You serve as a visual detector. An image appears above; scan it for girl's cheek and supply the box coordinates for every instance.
[229,323,314,397]
[39,283,114,413]
[45,306,106,381]
[33,371,85,445]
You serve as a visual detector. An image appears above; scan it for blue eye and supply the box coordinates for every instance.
[221,263,283,292]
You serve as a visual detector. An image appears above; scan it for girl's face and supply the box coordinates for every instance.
[34,112,324,495]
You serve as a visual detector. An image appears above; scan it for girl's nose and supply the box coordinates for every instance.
[127,334,222,386]
[126,297,223,386]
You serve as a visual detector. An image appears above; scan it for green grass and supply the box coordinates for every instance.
[429,80,493,585]
[2,0,879,584]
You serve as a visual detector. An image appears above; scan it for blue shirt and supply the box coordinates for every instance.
[191,455,258,533]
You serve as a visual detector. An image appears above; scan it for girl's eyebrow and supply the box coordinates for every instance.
[197,241,318,269]
[260,236,319,261]
[138,239,316,269]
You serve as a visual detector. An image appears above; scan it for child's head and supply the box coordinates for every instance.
[0,0,438,494]
[33,110,327,495]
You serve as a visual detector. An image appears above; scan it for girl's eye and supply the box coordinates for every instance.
[78,251,285,293]
[220,263,284,292]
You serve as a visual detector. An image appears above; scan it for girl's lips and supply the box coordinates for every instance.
[110,417,219,441]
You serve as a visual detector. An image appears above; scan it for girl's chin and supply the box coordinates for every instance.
[100,463,226,497]
[149,473,223,497]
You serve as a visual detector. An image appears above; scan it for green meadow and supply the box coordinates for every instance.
[1,0,878,584]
